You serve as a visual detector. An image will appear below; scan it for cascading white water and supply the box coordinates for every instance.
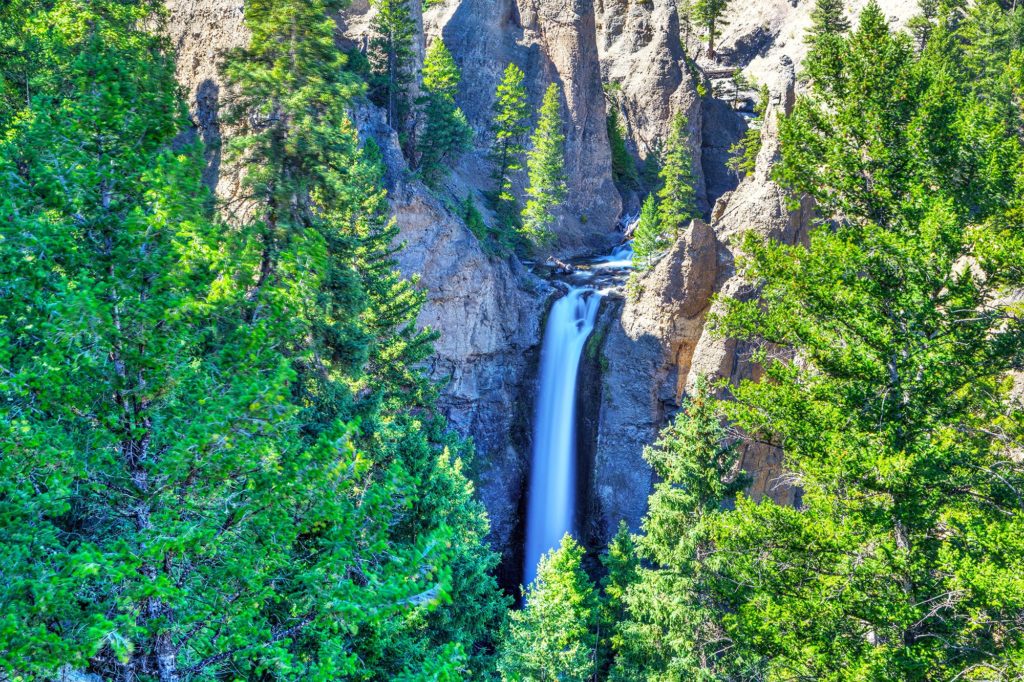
[523,287,602,586]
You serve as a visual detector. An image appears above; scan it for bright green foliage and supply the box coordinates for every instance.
[726,83,768,177]
[631,194,666,268]
[0,0,505,678]
[0,1,415,677]
[656,113,698,238]
[608,107,639,189]
[498,535,599,682]
[368,0,416,129]
[706,3,1024,678]
[224,2,504,677]
[417,40,473,188]
[598,523,639,675]
[692,0,730,57]
[522,83,569,245]
[490,63,530,227]
[804,0,852,87]
[610,380,758,681]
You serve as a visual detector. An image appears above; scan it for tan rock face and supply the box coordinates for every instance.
[420,0,623,254]
[596,0,707,211]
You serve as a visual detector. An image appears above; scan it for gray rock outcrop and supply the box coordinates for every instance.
[591,57,812,538]
[165,0,549,570]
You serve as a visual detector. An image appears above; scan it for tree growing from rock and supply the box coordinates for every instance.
[522,83,568,244]
[490,63,530,228]
[693,0,731,58]
[497,535,599,682]
[416,39,472,188]
[657,113,698,238]
[631,193,666,268]
[727,83,768,177]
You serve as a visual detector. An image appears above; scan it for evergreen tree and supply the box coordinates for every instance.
[707,3,1024,677]
[224,2,504,677]
[0,1,421,678]
[522,83,569,245]
[693,0,731,58]
[656,113,698,238]
[726,83,768,177]
[608,107,639,189]
[497,535,599,682]
[490,63,530,228]
[417,40,473,188]
[610,380,757,681]
[368,0,416,130]
[804,0,852,88]
[598,523,639,676]
[631,193,666,268]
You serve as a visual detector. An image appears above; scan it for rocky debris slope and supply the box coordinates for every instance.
[590,58,812,540]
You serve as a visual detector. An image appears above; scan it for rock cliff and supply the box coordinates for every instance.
[590,58,812,538]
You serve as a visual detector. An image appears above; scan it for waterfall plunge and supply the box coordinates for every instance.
[523,287,602,586]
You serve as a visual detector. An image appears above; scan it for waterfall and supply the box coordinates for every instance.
[523,287,602,586]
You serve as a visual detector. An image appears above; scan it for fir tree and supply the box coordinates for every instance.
[656,113,698,238]
[498,535,599,682]
[804,0,852,88]
[417,39,473,188]
[368,0,416,130]
[693,0,731,58]
[490,63,530,229]
[631,193,666,269]
[608,107,639,189]
[726,83,768,177]
[611,379,756,681]
[522,83,569,245]
[708,3,1024,677]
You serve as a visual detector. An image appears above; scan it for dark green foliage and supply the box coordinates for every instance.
[522,83,568,245]
[726,84,768,177]
[490,63,530,229]
[368,0,416,130]
[608,107,639,189]
[656,113,698,238]
[417,40,473,188]
[497,535,599,681]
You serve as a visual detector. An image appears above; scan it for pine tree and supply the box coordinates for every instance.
[693,0,731,58]
[490,63,530,229]
[498,535,599,682]
[610,379,757,681]
[417,40,473,188]
[656,113,698,238]
[522,83,569,245]
[726,83,768,177]
[707,3,1024,677]
[224,2,504,677]
[804,0,851,89]
[598,523,639,675]
[368,0,416,130]
[631,193,666,268]
[608,106,639,189]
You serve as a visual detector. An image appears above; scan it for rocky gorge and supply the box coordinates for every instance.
[165,0,919,589]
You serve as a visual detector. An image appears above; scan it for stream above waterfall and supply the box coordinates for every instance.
[522,239,634,586]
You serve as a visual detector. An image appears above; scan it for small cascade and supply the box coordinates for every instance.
[523,287,602,586]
